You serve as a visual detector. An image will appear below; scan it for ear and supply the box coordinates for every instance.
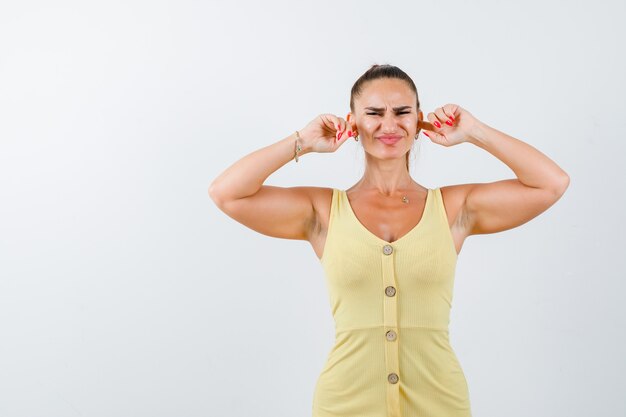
[346,112,357,133]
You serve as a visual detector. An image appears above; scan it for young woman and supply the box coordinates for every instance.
[209,64,569,417]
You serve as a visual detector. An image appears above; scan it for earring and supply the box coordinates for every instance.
[354,134,359,142]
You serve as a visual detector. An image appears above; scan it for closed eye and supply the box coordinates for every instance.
[367,111,411,115]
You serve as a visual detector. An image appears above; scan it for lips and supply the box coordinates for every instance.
[378,135,402,145]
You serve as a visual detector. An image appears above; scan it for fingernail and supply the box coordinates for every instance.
[348,131,353,137]
[434,120,442,128]
[445,120,453,126]
[423,131,431,138]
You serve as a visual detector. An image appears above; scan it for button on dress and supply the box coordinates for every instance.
[312,187,472,417]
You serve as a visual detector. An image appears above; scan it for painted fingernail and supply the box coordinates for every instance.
[445,120,453,126]
[423,131,431,138]
[434,120,442,128]
[449,115,455,121]
[348,131,353,137]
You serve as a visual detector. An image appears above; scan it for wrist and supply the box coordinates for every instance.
[467,120,490,147]
[291,131,312,163]
[294,130,314,155]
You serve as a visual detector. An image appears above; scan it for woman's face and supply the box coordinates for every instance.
[348,78,423,162]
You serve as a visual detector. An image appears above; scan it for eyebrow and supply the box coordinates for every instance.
[364,106,412,112]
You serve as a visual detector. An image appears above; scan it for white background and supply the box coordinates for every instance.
[1,1,624,416]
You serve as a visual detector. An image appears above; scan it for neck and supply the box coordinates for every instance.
[356,170,415,196]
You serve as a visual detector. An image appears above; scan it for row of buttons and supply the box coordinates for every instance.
[384,244,399,387]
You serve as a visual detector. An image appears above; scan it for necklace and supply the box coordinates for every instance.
[366,183,414,204]
[378,193,410,203]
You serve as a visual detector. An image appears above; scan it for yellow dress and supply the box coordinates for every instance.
[312,187,472,417]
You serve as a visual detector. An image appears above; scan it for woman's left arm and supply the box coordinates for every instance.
[463,121,570,235]
[421,104,570,236]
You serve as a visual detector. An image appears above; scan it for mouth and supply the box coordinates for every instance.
[377,135,402,145]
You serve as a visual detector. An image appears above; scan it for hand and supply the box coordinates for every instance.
[419,104,480,147]
[298,113,354,154]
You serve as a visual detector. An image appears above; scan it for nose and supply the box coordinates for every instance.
[381,112,401,133]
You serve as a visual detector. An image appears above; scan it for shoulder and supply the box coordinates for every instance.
[308,186,335,214]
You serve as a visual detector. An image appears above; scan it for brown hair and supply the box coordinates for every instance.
[350,64,421,171]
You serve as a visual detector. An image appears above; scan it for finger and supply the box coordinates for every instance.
[418,119,435,131]
[337,128,352,145]
[329,116,341,134]
[421,128,442,142]
[442,103,458,123]
[326,114,347,140]
[426,112,444,130]
[438,104,457,126]
[333,116,343,131]
[336,117,355,140]
[322,114,341,133]
[434,107,450,126]
[324,114,340,128]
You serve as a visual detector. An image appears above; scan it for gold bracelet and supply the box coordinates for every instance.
[294,130,303,162]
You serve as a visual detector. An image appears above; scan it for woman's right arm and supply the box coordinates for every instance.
[208,115,354,241]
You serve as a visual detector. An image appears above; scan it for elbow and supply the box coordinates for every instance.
[550,172,570,198]
[208,182,224,206]
[558,171,570,192]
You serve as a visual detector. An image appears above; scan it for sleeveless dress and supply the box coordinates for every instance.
[312,187,472,417]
